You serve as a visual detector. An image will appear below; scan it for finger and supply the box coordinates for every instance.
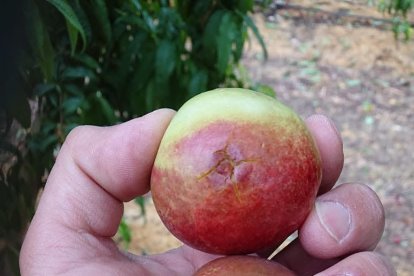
[305,114,344,194]
[315,251,396,276]
[300,183,385,258]
[23,109,175,238]
[66,108,176,202]
[273,183,385,275]
[271,239,340,275]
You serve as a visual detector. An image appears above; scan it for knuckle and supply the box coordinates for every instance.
[62,125,97,156]
[65,125,92,147]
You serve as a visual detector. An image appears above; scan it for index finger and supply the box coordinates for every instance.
[25,109,175,238]
[305,114,344,194]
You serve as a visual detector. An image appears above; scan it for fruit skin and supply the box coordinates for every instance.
[151,88,322,255]
[194,256,295,276]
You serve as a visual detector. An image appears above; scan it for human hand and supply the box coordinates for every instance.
[20,109,395,275]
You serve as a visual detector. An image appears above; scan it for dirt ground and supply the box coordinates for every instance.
[119,1,414,275]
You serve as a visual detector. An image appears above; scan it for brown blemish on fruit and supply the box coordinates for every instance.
[197,144,258,201]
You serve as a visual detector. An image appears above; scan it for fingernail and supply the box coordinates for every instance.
[315,200,351,243]
[308,114,343,145]
[320,115,342,146]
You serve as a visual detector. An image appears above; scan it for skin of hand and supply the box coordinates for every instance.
[19,109,396,276]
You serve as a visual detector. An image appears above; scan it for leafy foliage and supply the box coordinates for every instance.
[1,0,270,274]
[23,0,269,174]
[117,218,132,249]
[379,0,414,40]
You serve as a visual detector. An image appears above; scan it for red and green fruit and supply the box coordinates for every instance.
[151,88,321,255]
[194,256,295,276]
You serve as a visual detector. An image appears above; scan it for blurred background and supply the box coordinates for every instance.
[1,0,413,275]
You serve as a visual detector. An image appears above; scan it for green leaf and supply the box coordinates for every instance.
[49,94,59,108]
[90,0,112,44]
[80,93,116,125]
[217,11,238,74]
[404,25,413,40]
[118,15,147,31]
[234,23,247,62]
[71,0,92,47]
[94,93,117,124]
[73,54,100,70]
[203,10,226,65]
[64,123,79,136]
[38,135,58,152]
[128,49,156,114]
[46,0,88,51]
[145,79,157,112]
[41,121,57,134]
[189,69,208,96]
[62,67,96,80]
[64,84,84,96]
[117,218,131,248]
[191,1,214,20]
[140,7,156,34]
[134,197,146,217]
[66,19,79,55]
[62,96,84,114]
[237,0,253,12]
[130,0,142,11]
[240,12,268,60]
[31,3,55,81]
[34,84,56,96]
[155,40,176,81]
